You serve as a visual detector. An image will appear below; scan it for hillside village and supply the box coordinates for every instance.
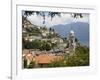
[22,17,89,68]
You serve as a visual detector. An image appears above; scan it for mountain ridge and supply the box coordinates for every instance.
[51,22,89,46]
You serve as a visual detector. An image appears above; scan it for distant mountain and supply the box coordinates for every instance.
[51,22,89,46]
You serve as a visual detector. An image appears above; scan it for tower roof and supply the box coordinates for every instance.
[70,30,74,34]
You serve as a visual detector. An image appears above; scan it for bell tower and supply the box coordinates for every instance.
[68,30,76,54]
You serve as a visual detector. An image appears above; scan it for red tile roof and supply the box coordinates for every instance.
[35,54,63,64]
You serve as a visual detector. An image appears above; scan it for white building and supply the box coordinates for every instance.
[24,36,42,42]
[51,38,63,44]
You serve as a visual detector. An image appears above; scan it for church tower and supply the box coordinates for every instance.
[68,30,76,54]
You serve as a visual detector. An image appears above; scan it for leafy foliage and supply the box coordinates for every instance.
[23,59,27,68]
[23,40,53,51]
[23,11,61,24]
[71,13,83,18]
[48,59,66,67]
[23,11,83,25]
[46,45,89,67]
[28,61,35,68]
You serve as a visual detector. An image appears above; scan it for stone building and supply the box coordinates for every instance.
[67,30,76,54]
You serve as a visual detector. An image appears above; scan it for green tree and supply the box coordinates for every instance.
[65,46,89,66]
[48,59,66,67]
[28,61,35,68]
[24,59,27,68]
[40,42,51,51]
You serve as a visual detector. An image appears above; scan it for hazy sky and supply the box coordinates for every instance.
[26,12,89,28]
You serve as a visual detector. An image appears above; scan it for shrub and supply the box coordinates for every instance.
[28,61,35,68]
